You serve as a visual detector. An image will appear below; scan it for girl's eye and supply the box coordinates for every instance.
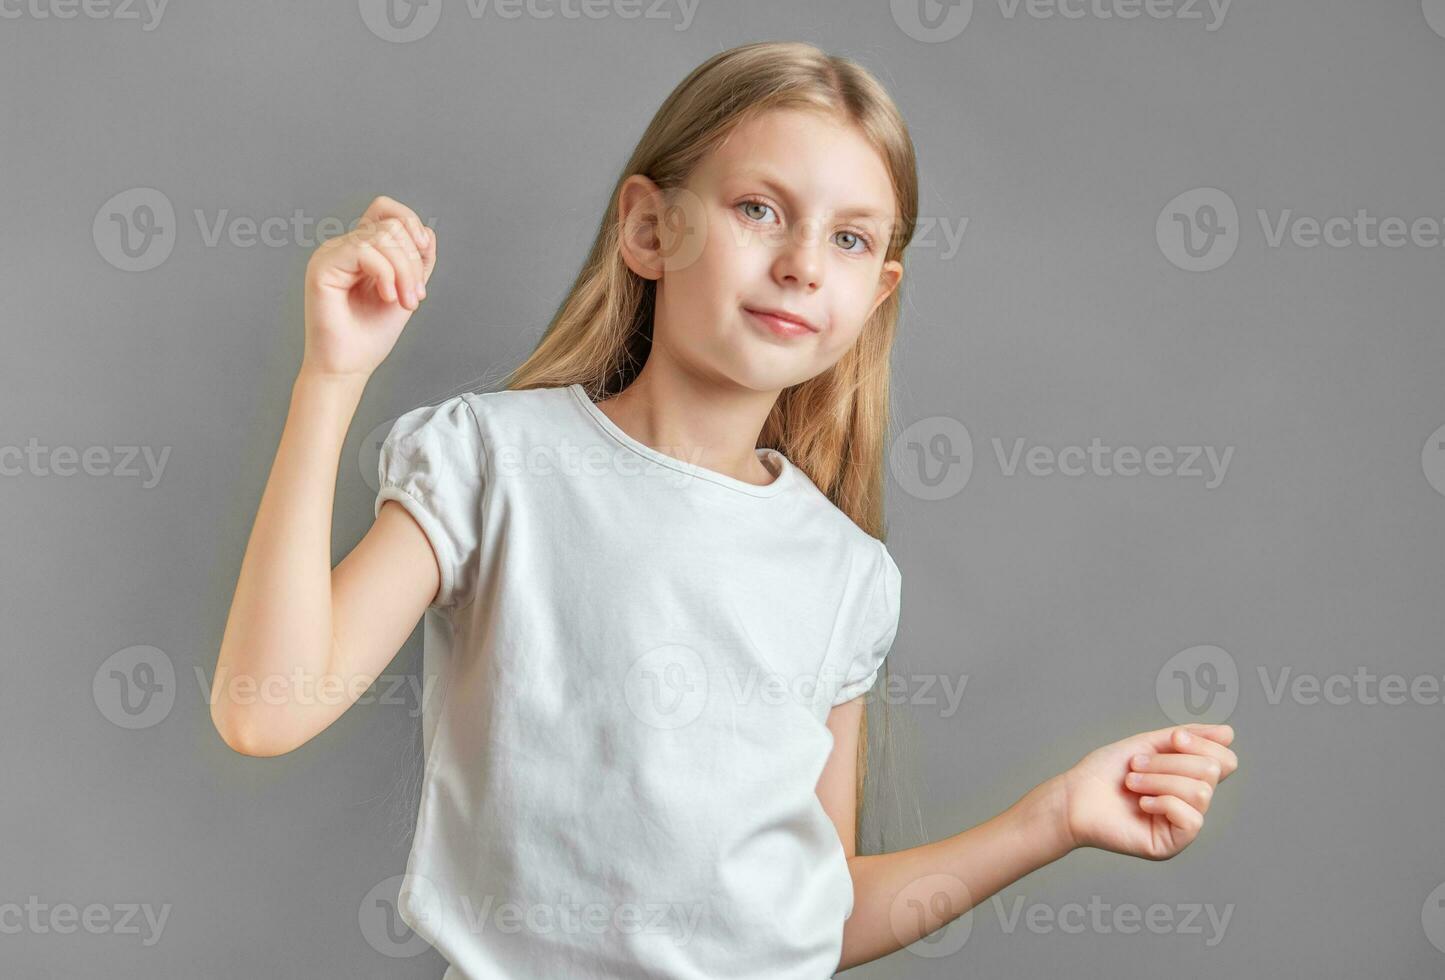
[738,200,775,223]
[834,230,874,254]
[737,200,875,255]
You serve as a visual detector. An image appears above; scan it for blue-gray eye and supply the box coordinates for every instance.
[738,200,774,222]
[739,199,874,254]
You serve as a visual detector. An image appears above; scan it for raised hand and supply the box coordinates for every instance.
[1055,723,1239,861]
[301,195,437,380]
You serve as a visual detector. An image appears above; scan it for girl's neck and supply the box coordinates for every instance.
[591,369,779,486]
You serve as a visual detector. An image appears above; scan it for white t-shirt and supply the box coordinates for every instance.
[374,382,903,979]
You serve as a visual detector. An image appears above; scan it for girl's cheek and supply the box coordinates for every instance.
[709,221,753,267]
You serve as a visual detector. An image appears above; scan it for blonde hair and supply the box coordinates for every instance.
[495,41,921,856]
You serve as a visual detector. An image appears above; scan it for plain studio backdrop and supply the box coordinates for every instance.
[5,1,1445,977]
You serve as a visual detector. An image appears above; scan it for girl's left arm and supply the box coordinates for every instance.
[818,701,1239,973]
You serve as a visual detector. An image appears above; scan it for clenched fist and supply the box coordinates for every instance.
[1057,722,1239,861]
[301,195,437,380]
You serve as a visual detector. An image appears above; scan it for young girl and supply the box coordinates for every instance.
[212,41,1239,979]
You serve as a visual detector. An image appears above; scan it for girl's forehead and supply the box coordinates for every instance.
[712,109,879,164]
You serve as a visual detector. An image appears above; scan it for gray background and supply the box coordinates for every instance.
[5,0,1444,976]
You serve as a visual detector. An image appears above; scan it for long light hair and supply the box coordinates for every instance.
[487,41,921,857]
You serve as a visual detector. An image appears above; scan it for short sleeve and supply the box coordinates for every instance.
[374,395,487,613]
[831,540,903,706]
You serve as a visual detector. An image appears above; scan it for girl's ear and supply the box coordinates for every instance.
[617,174,668,281]
[618,177,709,280]
[869,259,904,317]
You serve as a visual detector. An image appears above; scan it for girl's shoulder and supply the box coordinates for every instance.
[440,382,572,417]
[398,383,577,440]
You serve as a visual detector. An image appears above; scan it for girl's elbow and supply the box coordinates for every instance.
[211,704,305,758]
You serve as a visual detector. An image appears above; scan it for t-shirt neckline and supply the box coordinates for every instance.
[566,383,795,498]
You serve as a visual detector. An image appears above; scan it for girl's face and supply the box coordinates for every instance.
[622,108,904,393]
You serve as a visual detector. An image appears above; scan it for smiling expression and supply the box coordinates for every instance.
[621,107,905,392]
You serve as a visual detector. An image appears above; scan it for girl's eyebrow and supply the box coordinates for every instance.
[730,170,890,222]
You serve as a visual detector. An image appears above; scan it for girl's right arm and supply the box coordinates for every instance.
[210,196,441,757]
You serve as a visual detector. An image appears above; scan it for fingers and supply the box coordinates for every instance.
[358,196,436,305]
[1170,726,1239,780]
[1138,794,1204,836]
[304,195,436,315]
[361,217,424,310]
[418,225,436,283]
[1134,725,1238,780]
[361,194,430,255]
[1130,751,1222,785]
[1125,771,1213,814]
[1144,722,1234,746]
[1122,724,1235,847]
[1182,722,1235,747]
[352,241,399,304]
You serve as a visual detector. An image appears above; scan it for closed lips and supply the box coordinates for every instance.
[746,308,820,332]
